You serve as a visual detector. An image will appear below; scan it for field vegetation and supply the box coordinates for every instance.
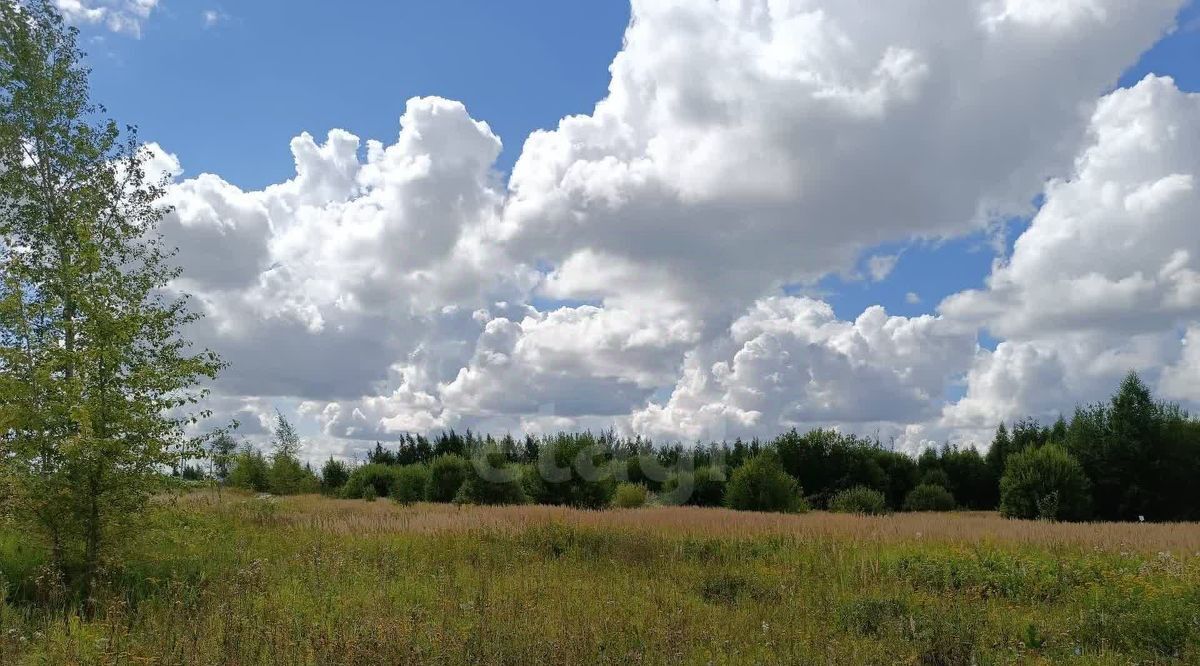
[3,494,1200,664]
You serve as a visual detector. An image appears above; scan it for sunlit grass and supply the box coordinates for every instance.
[2,491,1198,664]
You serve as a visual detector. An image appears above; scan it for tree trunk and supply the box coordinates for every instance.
[81,475,101,616]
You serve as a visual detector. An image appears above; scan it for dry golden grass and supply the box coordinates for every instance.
[182,491,1200,556]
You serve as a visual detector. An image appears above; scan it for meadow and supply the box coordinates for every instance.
[2,492,1199,665]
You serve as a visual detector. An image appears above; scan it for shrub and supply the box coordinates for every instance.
[390,464,431,505]
[362,484,377,502]
[903,484,956,512]
[524,433,617,509]
[1000,444,1091,521]
[454,450,528,505]
[428,454,471,503]
[342,464,399,500]
[320,457,350,492]
[724,452,807,513]
[829,486,889,515]
[612,483,648,509]
[267,455,320,495]
[662,465,726,507]
[623,453,668,491]
[228,447,270,492]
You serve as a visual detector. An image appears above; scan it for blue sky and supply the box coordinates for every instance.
[60,0,1200,453]
[86,1,630,189]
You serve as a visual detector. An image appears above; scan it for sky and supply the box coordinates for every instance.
[60,0,1200,460]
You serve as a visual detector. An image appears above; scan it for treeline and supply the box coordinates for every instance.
[993,372,1200,522]
[212,372,1199,522]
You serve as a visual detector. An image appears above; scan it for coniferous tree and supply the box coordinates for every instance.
[985,422,1012,481]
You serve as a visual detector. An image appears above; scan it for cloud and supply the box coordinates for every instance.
[142,0,1195,458]
[867,253,900,282]
[936,76,1200,436]
[942,76,1200,340]
[201,9,229,28]
[159,97,521,408]
[631,297,978,446]
[1161,325,1200,403]
[54,0,158,36]
[502,0,1182,317]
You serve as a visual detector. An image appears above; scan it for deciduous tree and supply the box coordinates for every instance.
[0,0,222,606]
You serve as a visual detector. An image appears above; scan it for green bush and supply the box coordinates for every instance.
[320,457,350,492]
[342,464,399,500]
[228,447,270,492]
[623,453,667,492]
[428,454,471,503]
[829,486,889,515]
[362,484,377,502]
[662,465,726,507]
[523,433,617,509]
[724,452,807,513]
[267,455,320,495]
[903,484,956,512]
[1000,444,1091,521]
[454,450,528,505]
[612,483,648,509]
[390,464,431,505]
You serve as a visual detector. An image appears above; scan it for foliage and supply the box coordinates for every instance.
[320,458,350,492]
[228,445,269,492]
[661,465,726,507]
[0,0,223,602]
[267,456,319,496]
[177,465,206,481]
[622,453,669,492]
[427,454,471,503]
[1000,444,1091,521]
[202,376,1197,521]
[611,483,648,509]
[935,446,994,509]
[902,484,956,512]
[829,486,889,515]
[522,433,616,509]
[207,433,237,486]
[342,464,399,500]
[265,413,318,495]
[454,450,527,505]
[773,429,910,509]
[389,465,430,505]
[1066,372,1200,521]
[724,452,806,513]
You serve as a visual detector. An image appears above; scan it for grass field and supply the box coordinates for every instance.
[2,493,1199,664]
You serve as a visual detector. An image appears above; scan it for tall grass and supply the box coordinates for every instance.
[1,492,1198,664]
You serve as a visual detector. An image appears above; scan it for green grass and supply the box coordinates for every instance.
[1,495,1198,664]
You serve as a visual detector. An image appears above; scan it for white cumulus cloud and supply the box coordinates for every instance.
[141,0,1197,457]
